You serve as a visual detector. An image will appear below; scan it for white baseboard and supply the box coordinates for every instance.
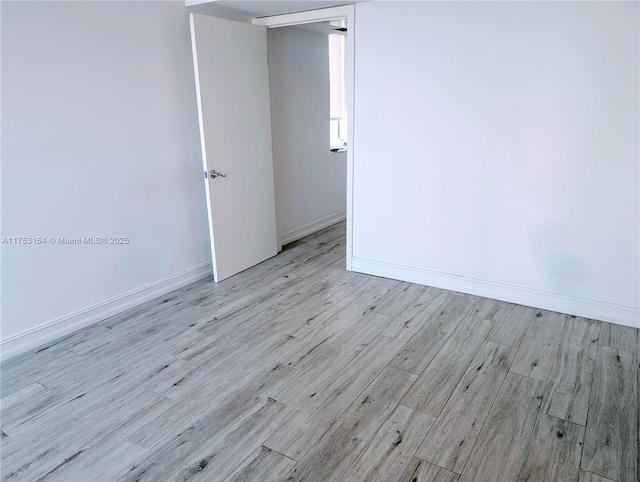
[0,262,213,361]
[281,210,346,246]
[352,257,639,329]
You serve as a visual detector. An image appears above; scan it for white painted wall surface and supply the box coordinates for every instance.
[267,27,347,246]
[1,1,211,353]
[352,1,639,326]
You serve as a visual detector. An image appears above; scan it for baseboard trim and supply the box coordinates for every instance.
[352,257,639,329]
[0,262,213,361]
[281,210,346,246]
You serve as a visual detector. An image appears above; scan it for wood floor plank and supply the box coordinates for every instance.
[582,346,637,482]
[184,247,345,336]
[279,295,387,371]
[0,346,84,395]
[190,279,297,330]
[459,373,546,482]
[265,335,406,460]
[152,329,297,403]
[274,312,393,407]
[277,308,325,339]
[372,282,427,317]
[224,446,296,482]
[398,458,460,482]
[415,341,516,473]
[0,389,168,481]
[95,276,222,332]
[175,315,287,368]
[226,328,301,369]
[282,367,417,482]
[235,333,300,373]
[0,383,57,439]
[24,435,146,482]
[390,294,479,374]
[0,382,50,411]
[261,278,373,341]
[174,296,301,362]
[294,311,394,372]
[1,355,183,439]
[510,309,567,381]
[599,321,638,353]
[578,471,616,482]
[266,235,346,281]
[381,287,451,342]
[117,398,296,482]
[288,276,381,329]
[2,360,173,439]
[402,316,493,416]
[0,430,13,452]
[70,319,202,371]
[123,362,297,450]
[33,323,113,358]
[475,298,537,347]
[340,405,435,482]
[88,300,214,354]
[541,316,599,425]
[365,277,405,297]
[517,414,585,482]
[50,387,171,446]
[38,352,188,401]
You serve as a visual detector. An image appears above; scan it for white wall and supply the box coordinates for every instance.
[352,1,639,327]
[1,1,212,356]
[267,26,347,246]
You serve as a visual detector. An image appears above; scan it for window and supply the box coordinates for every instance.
[329,33,347,150]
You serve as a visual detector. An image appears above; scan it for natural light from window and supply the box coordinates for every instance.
[329,33,347,150]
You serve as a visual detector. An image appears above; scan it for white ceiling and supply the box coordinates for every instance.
[186,1,369,18]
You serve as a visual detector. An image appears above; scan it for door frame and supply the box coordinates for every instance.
[253,5,355,271]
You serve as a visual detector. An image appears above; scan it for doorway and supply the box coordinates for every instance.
[266,20,349,253]
[258,5,355,270]
[253,5,356,271]
[190,6,355,282]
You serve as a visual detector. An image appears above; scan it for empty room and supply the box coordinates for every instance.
[1,1,638,481]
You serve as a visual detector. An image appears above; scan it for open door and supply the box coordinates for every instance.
[190,13,278,282]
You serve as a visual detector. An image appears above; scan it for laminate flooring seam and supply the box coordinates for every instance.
[579,337,599,437]
[580,335,600,444]
[403,331,525,477]
[508,333,563,479]
[282,352,406,465]
[454,362,513,477]
[411,455,463,476]
[389,296,482,380]
[259,445,297,463]
[544,410,589,478]
[514,401,544,481]
[403,321,499,423]
[119,435,148,453]
[266,396,300,410]
[335,404,425,482]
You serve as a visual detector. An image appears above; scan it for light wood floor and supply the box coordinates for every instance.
[1,222,638,482]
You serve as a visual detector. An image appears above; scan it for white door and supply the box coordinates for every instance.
[190,13,278,282]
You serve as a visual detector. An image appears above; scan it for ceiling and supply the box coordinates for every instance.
[186,1,369,18]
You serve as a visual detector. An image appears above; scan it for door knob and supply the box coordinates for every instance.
[210,170,226,179]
